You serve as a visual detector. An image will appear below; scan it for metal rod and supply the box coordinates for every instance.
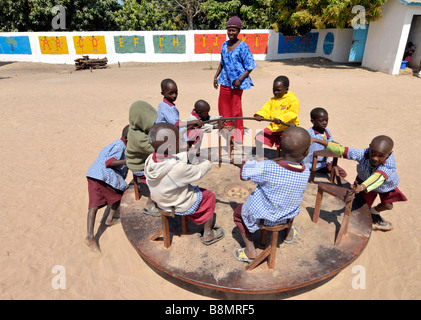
[202,116,291,127]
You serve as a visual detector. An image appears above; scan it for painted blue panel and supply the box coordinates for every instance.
[0,36,32,55]
[278,33,319,54]
[323,32,335,55]
[349,26,369,62]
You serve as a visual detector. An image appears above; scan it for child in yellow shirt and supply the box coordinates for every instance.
[254,76,300,158]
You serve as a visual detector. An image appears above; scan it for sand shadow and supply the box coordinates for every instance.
[267,57,363,70]
[93,206,121,252]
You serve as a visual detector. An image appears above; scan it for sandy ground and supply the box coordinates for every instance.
[0,58,420,300]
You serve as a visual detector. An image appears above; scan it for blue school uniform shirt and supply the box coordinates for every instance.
[156,98,180,126]
[240,160,310,233]
[156,98,192,142]
[345,147,399,193]
[303,128,334,169]
[218,41,256,90]
[86,138,128,191]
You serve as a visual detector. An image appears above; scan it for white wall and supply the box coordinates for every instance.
[318,28,354,62]
[0,28,353,65]
[363,0,421,74]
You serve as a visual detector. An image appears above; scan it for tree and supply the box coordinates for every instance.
[0,0,387,33]
[200,0,241,30]
[172,0,204,30]
[272,0,387,36]
[239,0,273,29]
[114,0,185,31]
[0,0,123,31]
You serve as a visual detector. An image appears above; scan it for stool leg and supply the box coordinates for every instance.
[260,229,267,247]
[267,231,279,269]
[313,188,324,223]
[335,198,352,246]
[309,154,318,183]
[162,215,171,248]
[133,174,140,200]
[246,246,271,271]
[181,216,188,235]
[329,157,338,184]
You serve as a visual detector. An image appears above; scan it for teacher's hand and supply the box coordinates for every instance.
[213,77,219,89]
[233,79,242,89]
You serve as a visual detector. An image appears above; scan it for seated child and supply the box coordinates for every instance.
[311,135,407,231]
[125,100,158,215]
[156,78,203,133]
[185,99,221,150]
[254,75,300,158]
[187,99,221,133]
[85,125,130,252]
[156,79,202,152]
[304,107,347,178]
[233,127,311,262]
[144,122,225,245]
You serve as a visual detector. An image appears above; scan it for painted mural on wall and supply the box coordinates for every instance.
[39,36,69,54]
[153,35,186,54]
[73,36,107,55]
[278,33,319,54]
[114,35,146,54]
[0,36,32,55]
[240,33,269,54]
[323,32,334,55]
[194,33,268,54]
[194,34,226,54]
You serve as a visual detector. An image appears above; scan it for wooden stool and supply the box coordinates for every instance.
[133,173,140,200]
[313,183,355,246]
[309,149,341,185]
[150,204,188,248]
[246,219,293,271]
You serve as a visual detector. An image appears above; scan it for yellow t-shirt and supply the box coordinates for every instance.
[254,91,300,132]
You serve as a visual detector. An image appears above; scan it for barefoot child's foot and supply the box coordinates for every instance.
[105,217,121,226]
[85,236,101,252]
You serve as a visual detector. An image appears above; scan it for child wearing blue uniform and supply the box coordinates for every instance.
[233,127,311,263]
[156,78,203,150]
[85,125,129,252]
[304,107,346,177]
[156,78,202,129]
[311,135,407,231]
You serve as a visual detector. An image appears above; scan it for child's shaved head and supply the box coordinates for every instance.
[148,123,179,155]
[370,135,394,154]
[194,99,210,112]
[280,126,311,162]
[274,75,290,88]
[161,78,176,91]
[310,107,328,119]
[122,125,129,142]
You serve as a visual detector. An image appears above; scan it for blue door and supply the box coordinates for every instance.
[349,26,369,62]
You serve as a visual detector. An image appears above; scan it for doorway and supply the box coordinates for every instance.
[349,26,369,62]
